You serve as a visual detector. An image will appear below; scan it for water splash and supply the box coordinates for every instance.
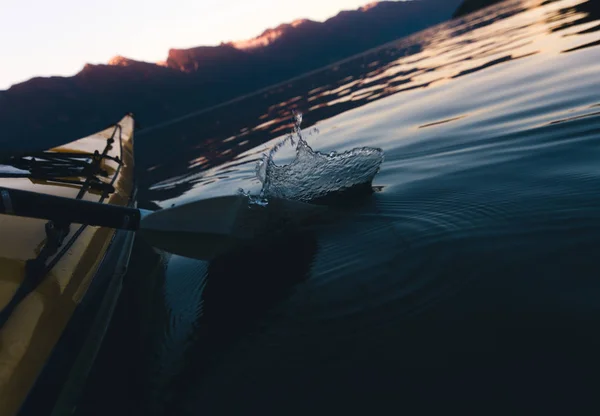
[253,111,384,202]
[255,112,318,185]
[237,187,269,207]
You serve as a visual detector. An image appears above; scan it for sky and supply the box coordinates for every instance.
[0,0,383,90]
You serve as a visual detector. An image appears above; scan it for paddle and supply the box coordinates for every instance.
[0,186,326,260]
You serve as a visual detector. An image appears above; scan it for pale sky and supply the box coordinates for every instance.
[0,0,384,90]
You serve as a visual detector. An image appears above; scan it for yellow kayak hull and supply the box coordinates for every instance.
[0,115,137,415]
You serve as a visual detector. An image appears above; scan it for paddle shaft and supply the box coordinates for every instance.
[0,186,141,230]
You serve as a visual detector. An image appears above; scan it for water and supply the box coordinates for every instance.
[80,0,600,414]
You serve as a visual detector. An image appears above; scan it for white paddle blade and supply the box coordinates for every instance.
[138,195,326,260]
[140,195,246,235]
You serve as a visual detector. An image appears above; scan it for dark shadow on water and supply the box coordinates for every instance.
[76,238,169,416]
[207,232,315,333]
[164,229,319,415]
[77,228,318,416]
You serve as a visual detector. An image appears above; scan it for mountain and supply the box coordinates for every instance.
[0,0,463,153]
[231,19,320,50]
[453,0,507,18]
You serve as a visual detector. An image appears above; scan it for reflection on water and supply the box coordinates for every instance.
[83,0,600,414]
[136,0,600,209]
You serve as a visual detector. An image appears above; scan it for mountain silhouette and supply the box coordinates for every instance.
[1,0,463,153]
[453,0,507,18]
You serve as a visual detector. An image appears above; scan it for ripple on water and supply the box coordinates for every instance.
[237,159,600,343]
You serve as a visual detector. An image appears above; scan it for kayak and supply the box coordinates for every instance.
[0,114,137,415]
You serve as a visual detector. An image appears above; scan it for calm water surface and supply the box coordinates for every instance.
[81,0,600,414]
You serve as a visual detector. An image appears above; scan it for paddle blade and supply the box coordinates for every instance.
[138,195,326,260]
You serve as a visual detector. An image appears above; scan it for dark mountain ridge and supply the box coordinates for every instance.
[1,0,465,152]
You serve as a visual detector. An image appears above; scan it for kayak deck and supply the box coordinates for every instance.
[0,115,136,415]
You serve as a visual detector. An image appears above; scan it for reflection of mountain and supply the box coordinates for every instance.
[0,0,462,153]
[453,0,507,18]
[558,0,600,53]
[549,0,600,34]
